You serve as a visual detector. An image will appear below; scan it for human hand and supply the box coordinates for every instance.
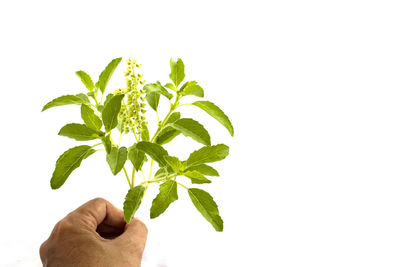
[40,198,148,267]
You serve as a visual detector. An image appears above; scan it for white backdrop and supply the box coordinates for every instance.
[1,0,400,266]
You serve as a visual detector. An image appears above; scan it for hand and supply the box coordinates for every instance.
[40,198,148,267]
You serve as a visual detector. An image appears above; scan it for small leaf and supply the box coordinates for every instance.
[42,95,86,111]
[184,170,211,184]
[169,58,185,87]
[141,122,150,141]
[164,83,176,91]
[124,185,146,223]
[81,104,102,130]
[186,144,229,167]
[76,70,95,91]
[146,91,160,111]
[102,94,124,132]
[50,145,95,189]
[106,146,128,175]
[150,180,178,219]
[167,112,181,123]
[97,57,122,93]
[144,82,173,99]
[156,128,181,145]
[101,134,112,154]
[58,123,103,141]
[103,93,114,107]
[188,188,223,232]
[185,164,219,176]
[181,81,204,97]
[128,144,145,171]
[168,118,211,146]
[192,101,234,136]
[163,155,183,173]
[76,93,90,103]
[136,141,169,167]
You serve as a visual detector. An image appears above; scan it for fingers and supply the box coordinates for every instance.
[115,218,148,252]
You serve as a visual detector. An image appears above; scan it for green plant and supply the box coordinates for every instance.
[42,57,234,231]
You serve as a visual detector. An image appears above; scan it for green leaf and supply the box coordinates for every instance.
[155,128,180,145]
[141,122,150,141]
[97,57,122,93]
[103,93,114,107]
[192,101,234,136]
[81,104,102,131]
[76,70,95,91]
[128,144,145,171]
[163,155,183,173]
[101,134,112,154]
[169,58,185,87]
[167,112,181,123]
[168,118,211,146]
[150,180,178,219]
[76,93,90,103]
[186,144,229,167]
[50,145,96,189]
[123,185,146,223]
[144,82,173,99]
[181,81,204,97]
[164,83,176,91]
[184,170,211,184]
[42,95,86,111]
[146,91,160,111]
[188,188,223,232]
[58,123,103,141]
[102,94,124,132]
[136,141,169,167]
[106,146,128,175]
[185,164,219,176]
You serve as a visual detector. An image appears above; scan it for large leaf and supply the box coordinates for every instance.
[188,188,223,232]
[185,164,219,176]
[81,104,102,130]
[136,141,169,167]
[163,155,183,173]
[102,94,124,132]
[169,58,185,87]
[58,123,102,141]
[106,146,128,175]
[42,95,86,111]
[50,145,95,189]
[128,144,145,171]
[192,101,234,136]
[168,118,211,145]
[150,180,178,218]
[186,144,229,167]
[76,70,95,91]
[97,57,122,93]
[180,81,204,97]
[146,92,160,111]
[123,185,146,223]
[144,82,173,100]
[101,134,112,154]
[184,170,211,184]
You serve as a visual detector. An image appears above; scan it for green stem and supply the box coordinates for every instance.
[123,166,132,188]
[176,181,188,189]
[148,160,154,180]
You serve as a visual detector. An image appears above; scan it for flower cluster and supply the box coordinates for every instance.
[115,59,147,136]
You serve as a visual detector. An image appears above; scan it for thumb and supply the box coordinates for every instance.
[116,218,148,252]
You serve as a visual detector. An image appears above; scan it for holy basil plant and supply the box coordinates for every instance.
[42,58,234,231]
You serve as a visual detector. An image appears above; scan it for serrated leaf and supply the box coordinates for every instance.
[168,118,211,145]
[101,134,112,154]
[128,144,145,171]
[102,94,124,132]
[181,81,204,97]
[58,123,103,141]
[185,164,219,176]
[150,180,178,219]
[106,146,128,175]
[144,82,173,99]
[50,145,95,189]
[188,188,223,232]
[164,83,176,91]
[136,141,169,167]
[156,128,181,145]
[141,122,150,141]
[192,101,234,136]
[146,91,160,111]
[81,104,102,130]
[97,57,122,93]
[42,95,86,111]
[184,170,211,184]
[76,70,95,91]
[163,155,183,173]
[169,58,185,87]
[186,144,229,167]
[124,186,146,223]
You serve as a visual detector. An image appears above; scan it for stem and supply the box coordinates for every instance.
[131,168,136,187]
[118,131,122,146]
[176,181,188,189]
[123,166,132,188]
[148,160,154,181]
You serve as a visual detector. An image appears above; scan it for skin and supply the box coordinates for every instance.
[39,198,148,267]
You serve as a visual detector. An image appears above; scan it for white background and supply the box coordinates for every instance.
[1,0,400,266]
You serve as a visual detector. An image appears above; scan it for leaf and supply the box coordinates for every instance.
[50,145,95,189]
[192,101,234,136]
[58,123,103,141]
[188,188,223,232]
[144,82,173,100]
[42,95,86,111]
[150,180,178,219]
[181,81,204,97]
[128,144,145,171]
[146,91,160,111]
[164,83,176,91]
[81,104,102,130]
[76,93,90,103]
[186,144,229,167]
[163,155,183,173]
[103,93,114,107]
[76,70,95,91]
[141,122,150,141]
[106,146,128,175]
[184,170,211,184]
[185,164,219,176]
[102,94,124,132]
[97,57,122,93]
[169,58,185,87]
[168,118,211,146]
[136,141,169,167]
[101,134,112,154]
[167,112,181,123]
[156,128,181,145]
[123,185,146,223]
